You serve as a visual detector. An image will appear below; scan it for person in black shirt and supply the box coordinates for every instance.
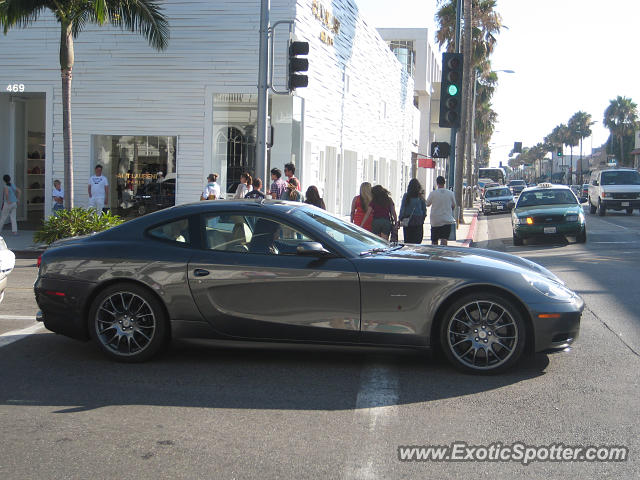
[245,178,265,199]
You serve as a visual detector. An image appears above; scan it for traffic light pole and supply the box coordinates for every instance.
[256,0,270,196]
[448,0,463,189]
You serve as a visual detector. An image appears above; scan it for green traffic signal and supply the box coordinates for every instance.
[448,84,458,96]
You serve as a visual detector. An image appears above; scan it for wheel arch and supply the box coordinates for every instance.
[429,284,535,355]
[83,278,172,340]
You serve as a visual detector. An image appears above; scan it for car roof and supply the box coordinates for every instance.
[485,185,510,191]
[520,183,572,193]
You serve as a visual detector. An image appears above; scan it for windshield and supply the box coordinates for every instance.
[601,171,640,186]
[485,188,511,198]
[517,189,578,207]
[509,180,525,186]
[292,207,388,255]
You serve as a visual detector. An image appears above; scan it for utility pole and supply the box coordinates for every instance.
[256,0,270,193]
[447,0,463,189]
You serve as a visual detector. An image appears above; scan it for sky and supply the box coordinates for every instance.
[357,0,640,167]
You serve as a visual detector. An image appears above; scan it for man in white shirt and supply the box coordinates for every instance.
[426,175,457,246]
[88,164,109,215]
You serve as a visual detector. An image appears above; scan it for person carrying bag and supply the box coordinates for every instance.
[399,179,427,244]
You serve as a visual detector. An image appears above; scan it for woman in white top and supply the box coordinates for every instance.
[234,172,253,199]
[52,179,64,213]
[201,173,221,200]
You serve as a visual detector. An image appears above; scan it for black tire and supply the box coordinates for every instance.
[513,233,523,246]
[576,229,587,243]
[439,292,527,374]
[89,282,168,362]
[626,208,634,215]
[598,200,606,216]
[589,198,597,214]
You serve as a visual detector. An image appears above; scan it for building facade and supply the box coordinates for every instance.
[0,0,417,224]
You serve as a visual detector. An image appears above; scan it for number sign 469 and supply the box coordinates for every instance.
[6,84,25,93]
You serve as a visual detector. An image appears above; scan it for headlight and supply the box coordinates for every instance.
[602,191,610,198]
[565,214,578,222]
[515,217,533,225]
[522,273,575,301]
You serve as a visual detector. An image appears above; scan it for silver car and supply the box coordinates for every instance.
[35,200,583,373]
[0,236,16,304]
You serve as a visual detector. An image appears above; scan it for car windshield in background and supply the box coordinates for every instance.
[517,189,577,207]
[292,207,388,255]
[509,180,526,186]
[485,188,511,198]
[601,171,640,185]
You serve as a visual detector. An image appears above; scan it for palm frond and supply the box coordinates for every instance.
[106,0,169,50]
[0,0,53,34]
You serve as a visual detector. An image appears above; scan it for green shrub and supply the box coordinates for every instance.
[34,208,124,245]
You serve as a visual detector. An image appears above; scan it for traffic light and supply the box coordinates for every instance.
[288,41,309,91]
[438,52,463,128]
[430,142,451,158]
[557,149,563,157]
[514,141,522,153]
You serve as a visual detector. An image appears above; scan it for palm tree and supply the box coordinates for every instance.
[603,96,638,166]
[568,111,594,184]
[0,0,169,209]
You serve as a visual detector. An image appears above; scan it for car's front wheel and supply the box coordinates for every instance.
[576,229,587,243]
[598,199,606,216]
[626,208,634,215]
[589,198,597,214]
[513,233,523,246]
[440,293,527,374]
[89,283,168,362]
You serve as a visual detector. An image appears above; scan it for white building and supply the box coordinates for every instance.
[377,28,445,191]
[0,0,417,224]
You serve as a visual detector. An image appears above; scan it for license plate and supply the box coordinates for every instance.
[622,202,630,207]
[497,205,504,210]
[544,227,556,234]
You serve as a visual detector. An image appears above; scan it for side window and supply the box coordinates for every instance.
[203,214,313,255]
[148,218,190,244]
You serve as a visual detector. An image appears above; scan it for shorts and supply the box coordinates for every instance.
[431,224,452,242]
[371,217,392,235]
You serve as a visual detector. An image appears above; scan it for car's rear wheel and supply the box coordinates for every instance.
[589,198,597,214]
[626,208,634,215]
[513,233,523,246]
[598,199,606,216]
[576,229,587,243]
[440,293,526,374]
[89,283,168,362]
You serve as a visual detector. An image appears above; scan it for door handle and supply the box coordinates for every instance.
[194,268,210,277]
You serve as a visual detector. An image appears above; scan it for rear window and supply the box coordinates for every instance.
[485,188,511,198]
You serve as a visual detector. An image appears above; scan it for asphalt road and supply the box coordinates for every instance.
[0,231,638,479]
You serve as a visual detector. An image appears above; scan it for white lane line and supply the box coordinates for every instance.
[0,323,44,348]
[345,363,399,479]
[0,315,37,320]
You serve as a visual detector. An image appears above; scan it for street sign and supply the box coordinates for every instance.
[431,142,450,158]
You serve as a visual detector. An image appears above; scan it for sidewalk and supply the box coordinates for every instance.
[0,231,45,258]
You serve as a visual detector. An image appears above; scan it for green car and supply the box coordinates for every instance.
[512,184,586,246]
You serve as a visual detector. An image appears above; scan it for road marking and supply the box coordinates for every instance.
[0,323,44,348]
[0,315,37,320]
[345,363,400,479]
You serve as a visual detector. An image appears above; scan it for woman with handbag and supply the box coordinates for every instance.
[360,185,397,241]
[399,179,427,244]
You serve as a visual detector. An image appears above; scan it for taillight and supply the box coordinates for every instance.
[37,255,42,268]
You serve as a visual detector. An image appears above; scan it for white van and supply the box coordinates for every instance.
[588,168,640,216]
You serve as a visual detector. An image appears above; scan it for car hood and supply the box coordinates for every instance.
[374,244,563,284]
[484,195,513,202]
[513,205,580,217]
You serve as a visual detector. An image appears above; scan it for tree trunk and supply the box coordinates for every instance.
[620,135,624,166]
[60,22,74,209]
[579,138,583,185]
[465,69,475,192]
[569,145,573,185]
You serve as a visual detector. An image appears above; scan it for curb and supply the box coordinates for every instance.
[461,211,479,248]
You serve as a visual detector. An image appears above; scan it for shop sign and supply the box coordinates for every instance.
[312,0,340,46]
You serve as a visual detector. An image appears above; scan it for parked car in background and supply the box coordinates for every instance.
[512,184,586,245]
[35,200,583,373]
[508,179,527,196]
[482,186,515,214]
[588,168,640,216]
[131,178,176,217]
[0,236,16,303]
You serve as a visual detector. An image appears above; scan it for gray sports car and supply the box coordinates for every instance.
[35,200,583,373]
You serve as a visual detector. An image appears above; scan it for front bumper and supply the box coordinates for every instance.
[602,199,640,210]
[514,222,585,238]
[529,297,584,351]
[483,202,514,213]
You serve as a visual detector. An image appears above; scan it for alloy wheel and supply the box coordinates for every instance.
[445,300,519,371]
[95,291,157,357]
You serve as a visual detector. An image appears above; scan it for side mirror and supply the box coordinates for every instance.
[296,241,333,257]
[593,181,599,186]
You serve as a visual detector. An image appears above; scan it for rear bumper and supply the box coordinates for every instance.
[482,203,514,213]
[0,275,6,303]
[34,276,95,340]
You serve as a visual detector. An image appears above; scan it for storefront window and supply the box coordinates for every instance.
[92,135,177,218]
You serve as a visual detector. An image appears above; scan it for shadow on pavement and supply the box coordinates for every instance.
[0,333,549,413]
